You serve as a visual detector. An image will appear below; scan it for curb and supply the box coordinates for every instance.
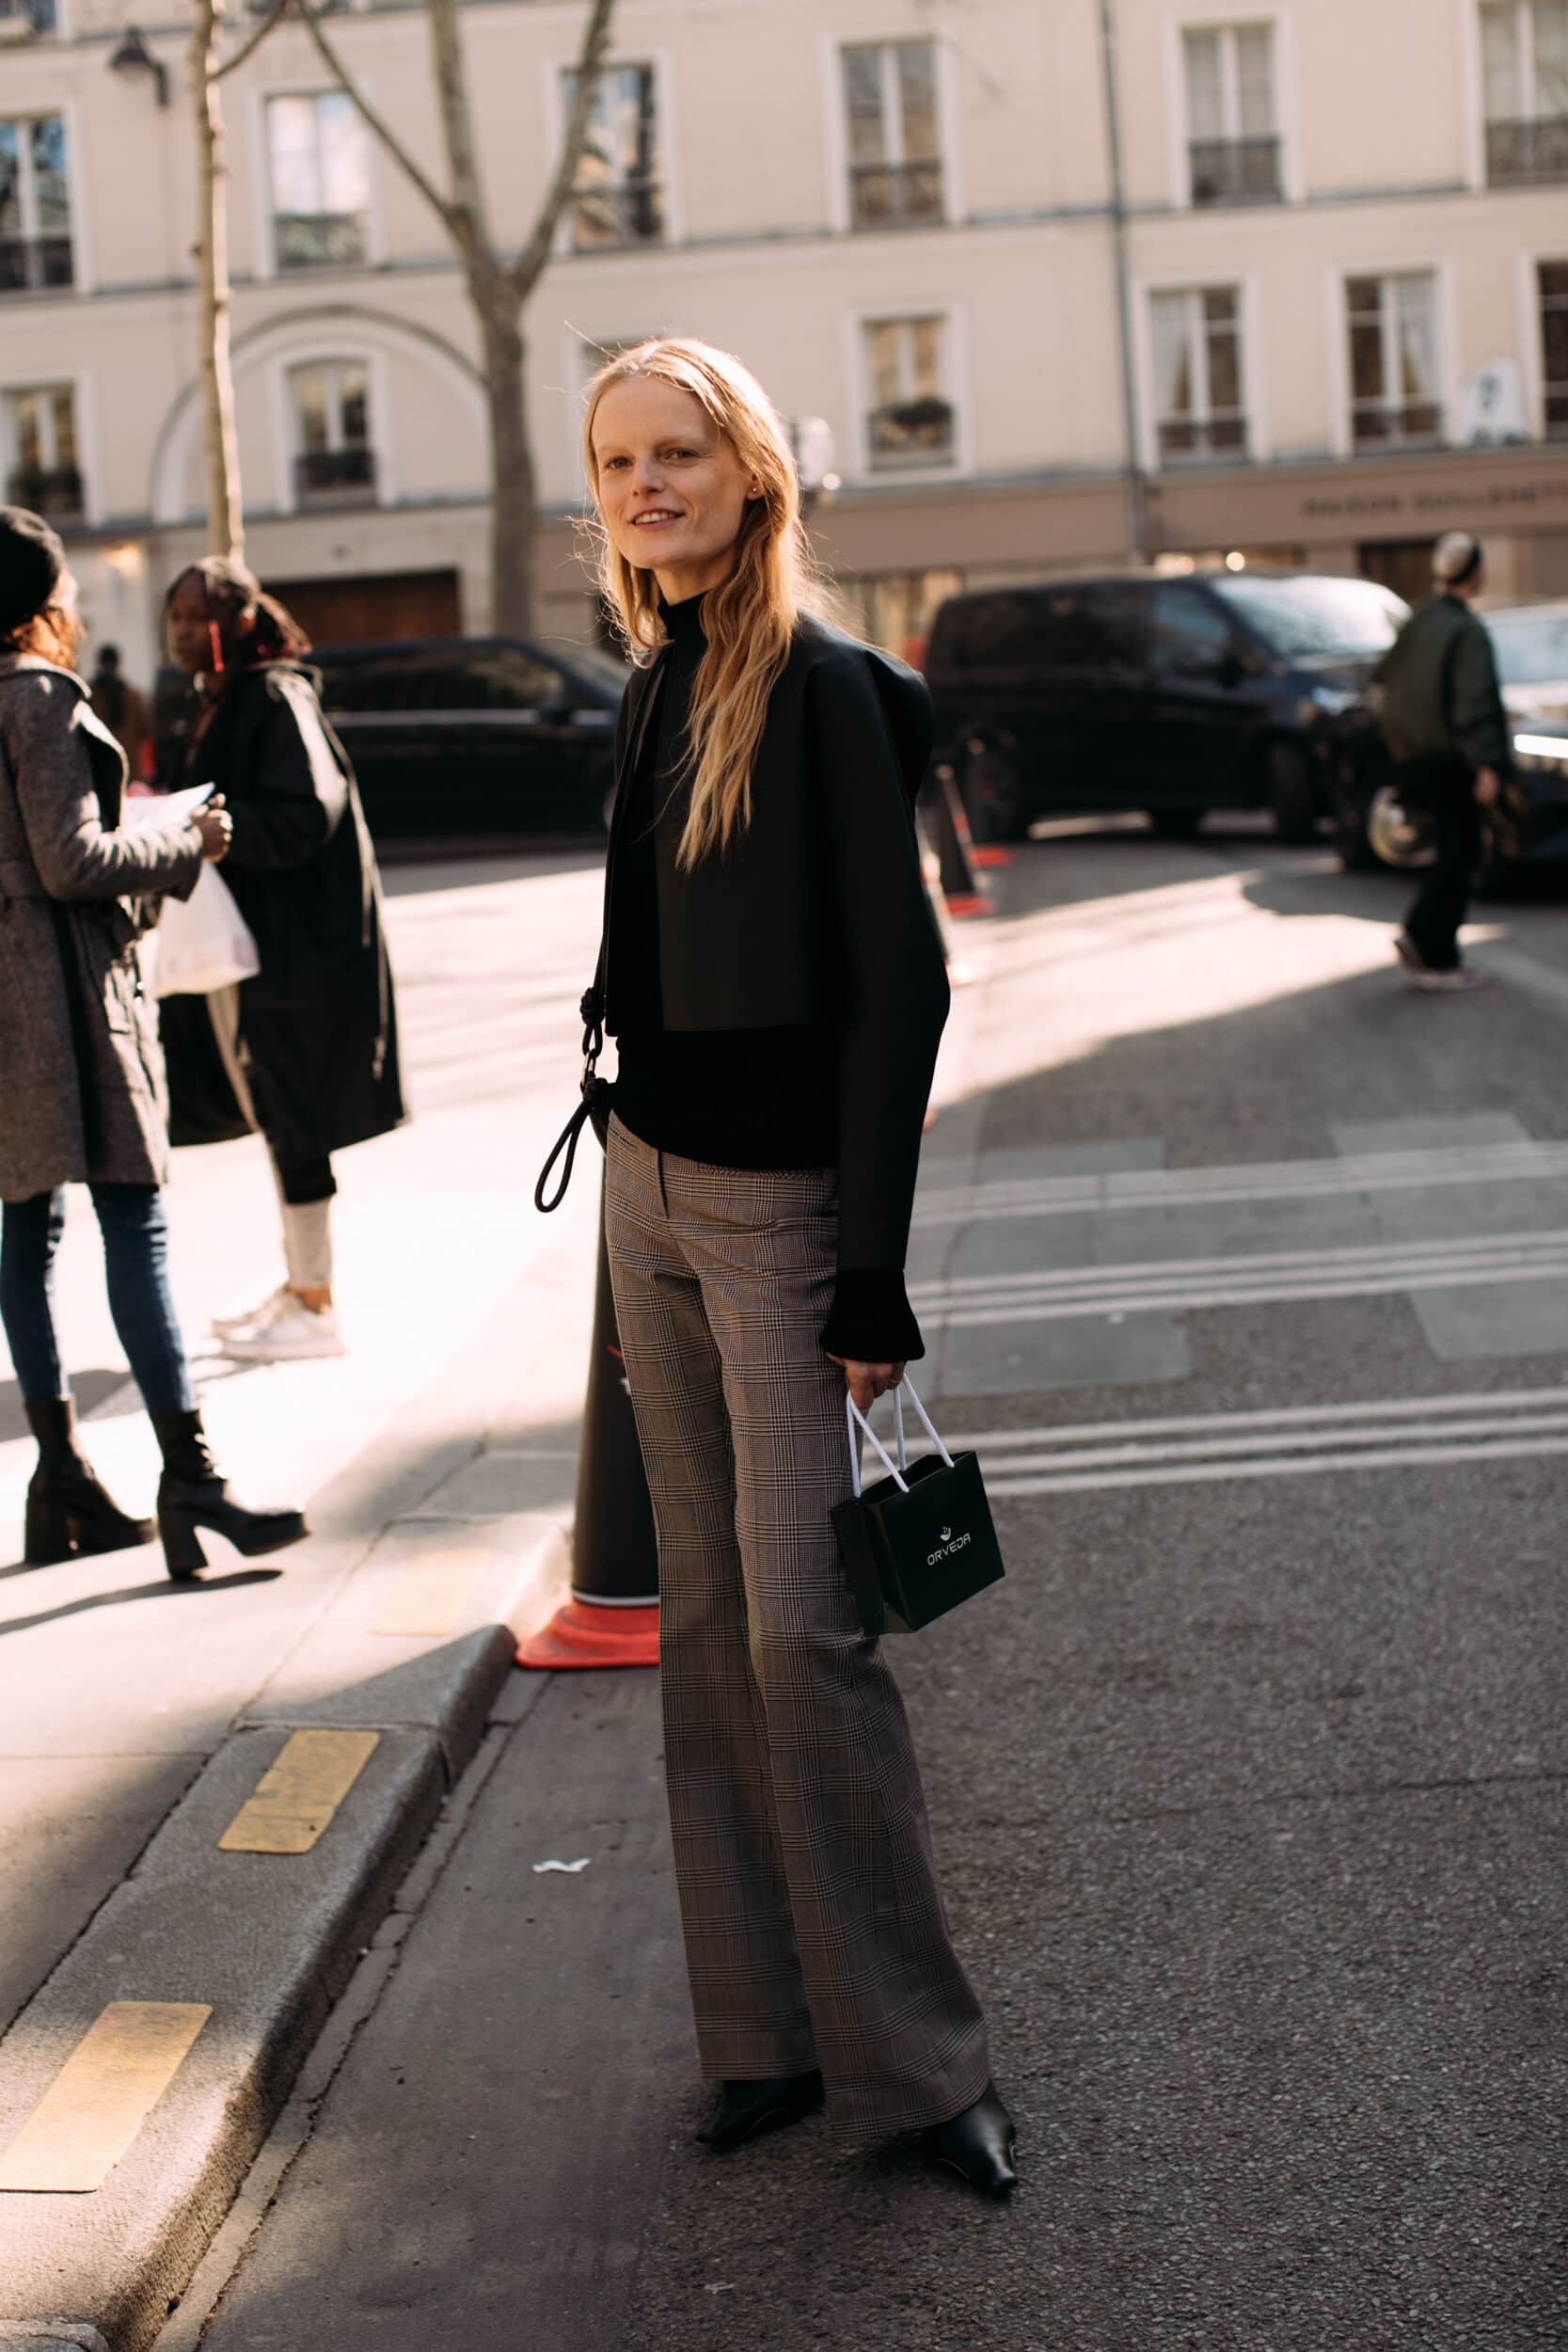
[0,1209,595,2351]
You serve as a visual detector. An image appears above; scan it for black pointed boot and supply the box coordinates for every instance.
[151,1409,309,1581]
[23,1398,155,1565]
[923,2083,1019,2196]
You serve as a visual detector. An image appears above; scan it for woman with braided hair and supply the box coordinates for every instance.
[160,558,405,1359]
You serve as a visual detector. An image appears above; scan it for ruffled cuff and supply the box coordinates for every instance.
[819,1269,925,1364]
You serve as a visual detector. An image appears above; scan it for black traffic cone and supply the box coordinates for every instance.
[517,1179,658,1669]
[924,766,992,918]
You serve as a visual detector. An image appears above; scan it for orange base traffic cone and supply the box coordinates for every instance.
[516,1598,659,1670]
[971,845,1013,869]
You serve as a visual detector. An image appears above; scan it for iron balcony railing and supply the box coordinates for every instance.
[1189,135,1282,206]
[294,446,375,504]
[6,463,82,517]
[0,234,73,294]
[1157,414,1249,463]
[274,212,369,271]
[1485,115,1568,185]
[570,178,664,251]
[868,396,955,468]
[1351,400,1444,450]
[848,158,943,231]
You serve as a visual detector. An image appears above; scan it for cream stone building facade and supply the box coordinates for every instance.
[3,0,1567,680]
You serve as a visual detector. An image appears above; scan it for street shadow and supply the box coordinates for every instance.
[379,843,605,893]
[0,1368,132,1447]
[0,1566,283,1638]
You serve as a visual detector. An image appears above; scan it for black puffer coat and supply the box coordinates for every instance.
[162,661,405,1165]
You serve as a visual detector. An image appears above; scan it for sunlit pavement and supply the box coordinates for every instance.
[128,817,1567,2352]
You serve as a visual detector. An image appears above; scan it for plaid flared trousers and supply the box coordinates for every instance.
[604,1116,991,2149]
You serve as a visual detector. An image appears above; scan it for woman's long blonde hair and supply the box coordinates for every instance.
[582,337,832,868]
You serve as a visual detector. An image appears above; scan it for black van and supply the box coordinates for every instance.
[312,635,627,845]
[925,570,1409,845]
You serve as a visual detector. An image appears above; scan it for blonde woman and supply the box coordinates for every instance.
[580,340,1015,2190]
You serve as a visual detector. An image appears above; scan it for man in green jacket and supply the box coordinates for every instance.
[1374,531,1509,992]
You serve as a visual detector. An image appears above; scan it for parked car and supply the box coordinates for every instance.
[1329,600,1568,884]
[311,635,626,845]
[1484,600,1568,725]
[925,568,1409,847]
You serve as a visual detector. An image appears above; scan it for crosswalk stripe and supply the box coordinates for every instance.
[984,1432,1568,1497]
[951,1408,1568,1478]
[911,1227,1568,1306]
[913,1140,1568,1229]
[924,1382,1568,1453]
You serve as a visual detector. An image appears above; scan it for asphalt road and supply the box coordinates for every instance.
[167,818,1567,2352]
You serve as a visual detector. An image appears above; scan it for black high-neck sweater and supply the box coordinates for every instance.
[609,594,924,1363]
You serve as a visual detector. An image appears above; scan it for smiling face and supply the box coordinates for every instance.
[590,374,756,604]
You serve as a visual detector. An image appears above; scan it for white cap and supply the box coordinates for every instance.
[1433,531,1482,585]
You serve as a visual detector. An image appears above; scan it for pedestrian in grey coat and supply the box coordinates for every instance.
[0,505,307,1578]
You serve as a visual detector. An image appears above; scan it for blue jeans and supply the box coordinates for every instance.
[0,1184,196,1416]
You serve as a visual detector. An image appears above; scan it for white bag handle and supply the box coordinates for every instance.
[846,1378,955,1500]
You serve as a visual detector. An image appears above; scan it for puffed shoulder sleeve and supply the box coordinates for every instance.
[807,644,949,1313]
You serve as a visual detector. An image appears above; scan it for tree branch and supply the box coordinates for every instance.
[290,0,462,241]
[210,0,288,84]
[509,0,616,298]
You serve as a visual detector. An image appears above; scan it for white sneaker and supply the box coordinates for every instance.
[1412,963,1491,993]
[219,1296,347,1361]
[212,1284,290,1341]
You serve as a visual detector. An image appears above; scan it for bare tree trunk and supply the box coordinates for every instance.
[296,0,617,638]
[191,0,244,559]
[476,296,534,636]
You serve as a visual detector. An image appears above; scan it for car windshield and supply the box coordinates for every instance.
[1209,575,1408,660]
[1484,609,1568,687]
[564,644,630,696]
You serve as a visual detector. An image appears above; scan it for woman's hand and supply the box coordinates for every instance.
[194,794,232,862]
[831,1357,906,1414]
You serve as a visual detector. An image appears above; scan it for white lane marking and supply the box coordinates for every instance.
[912,1139,1568,1228]
[920,1261,1568,1327]
[947,1409,1568,1478]
[911,1227,1568,1304]
[985,1433,1568,1497]
[919,1382,1568,1453]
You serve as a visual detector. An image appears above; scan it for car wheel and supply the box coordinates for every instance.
[1268,742,1321,845]
[959,740,1027,844]
[1147,809,1205,840]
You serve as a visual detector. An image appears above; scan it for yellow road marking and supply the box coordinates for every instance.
[0,2002,212,2194]
[217,1727,381,1854]
[372,1546,490,1637]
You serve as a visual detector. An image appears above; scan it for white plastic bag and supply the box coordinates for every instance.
[125,786,261,996]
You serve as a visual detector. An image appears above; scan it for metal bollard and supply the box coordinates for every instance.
[516,1178,659,1669]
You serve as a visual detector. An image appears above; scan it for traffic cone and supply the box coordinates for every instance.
[516,1180,659,1670]
[924,767,993,918]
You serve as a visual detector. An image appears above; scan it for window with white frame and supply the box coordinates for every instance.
[1482,2,1568,183]
[0,115,72,294]
[565,66,662,251]
[1345,273,1443,449]
[1183,24,1281,205]
[267,94,369,271]
[842,40,943,230]
[289,360,374,504]
[863,316,955,469]
[0,0,58,33]
[1541,260,1568,437]
[1150,287,1247,462]
[4,383,81,516]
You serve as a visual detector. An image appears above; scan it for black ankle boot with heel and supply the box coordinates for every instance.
[151,1409,309,1581]
[23,1398,155,1565]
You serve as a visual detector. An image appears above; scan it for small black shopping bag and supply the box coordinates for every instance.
[832,1382,1006,1637]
